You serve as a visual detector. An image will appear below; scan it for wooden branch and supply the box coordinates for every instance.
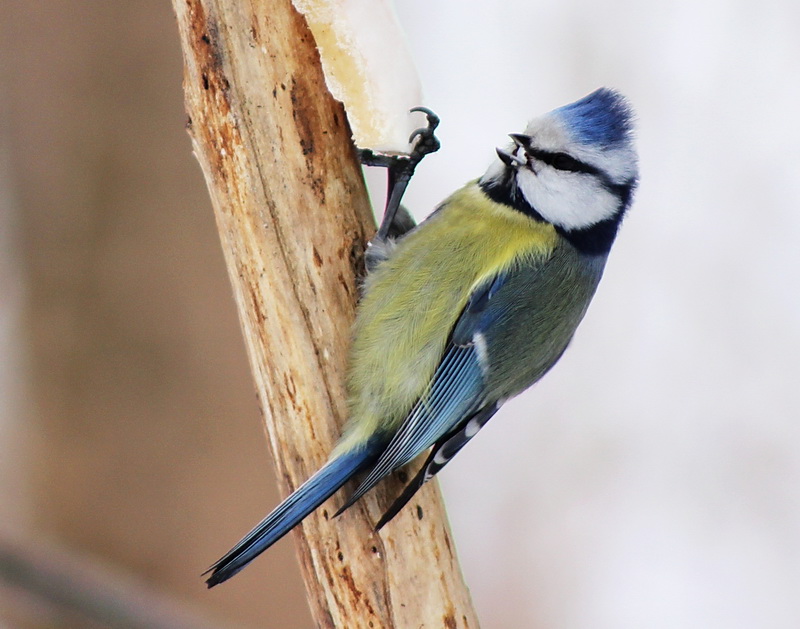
[172,1,479,627]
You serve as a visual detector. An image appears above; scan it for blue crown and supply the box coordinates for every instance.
[553,88,634,147]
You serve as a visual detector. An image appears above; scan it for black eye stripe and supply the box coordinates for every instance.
[526,148,599,174]
[546,153,584,172]
[523,147,633,205]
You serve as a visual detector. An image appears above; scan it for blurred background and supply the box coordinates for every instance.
[1,0,799,627]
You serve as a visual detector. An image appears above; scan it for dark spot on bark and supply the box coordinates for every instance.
[338,565,377,617]
[338,551,344,561]
[303,402,316,439]
[187,0,234,139]
[337,272,351,296]
[350,237,366,274]
[443,531,453,557]
[190,5,223,72]
[416,505,424,520]
[322,509,329,520]
[283,372,297,407]
[397,470,408,483]
[443,614,457,629]
[309,176,325,201]
[248,284,265,324]
[312,247,323,268]
[339,566,361,604]
[290,78,317,157]
[253,392,267,421]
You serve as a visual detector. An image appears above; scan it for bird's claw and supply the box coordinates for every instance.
[358,106,440,168]
[408,107,441,163]
[358,107,441,243]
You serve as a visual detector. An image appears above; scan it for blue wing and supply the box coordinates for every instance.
[336,272,508,514]
[374,402,500,530]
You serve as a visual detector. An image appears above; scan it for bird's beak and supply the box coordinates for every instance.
[497,133,532,168]
[496,147,516,167]
[496,145,527,168]
[509,133,532,149]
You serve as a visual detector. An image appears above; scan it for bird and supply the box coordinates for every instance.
[205,87,639,587]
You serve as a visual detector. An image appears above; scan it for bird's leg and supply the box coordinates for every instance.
[359,107,440,243]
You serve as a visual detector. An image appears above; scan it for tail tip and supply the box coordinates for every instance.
[205,569,228,588]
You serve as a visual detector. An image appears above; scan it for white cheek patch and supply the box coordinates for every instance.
[516,168,619,230]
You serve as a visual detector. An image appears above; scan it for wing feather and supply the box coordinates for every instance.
[336,273,512,514]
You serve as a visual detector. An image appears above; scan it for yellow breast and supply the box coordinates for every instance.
[338,181,558,449]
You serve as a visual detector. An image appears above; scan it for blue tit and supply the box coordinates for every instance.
[205,88,638,587]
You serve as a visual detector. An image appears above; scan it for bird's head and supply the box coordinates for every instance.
[480,88,638,245]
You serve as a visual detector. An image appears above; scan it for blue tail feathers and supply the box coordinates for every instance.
[204,445,377,587]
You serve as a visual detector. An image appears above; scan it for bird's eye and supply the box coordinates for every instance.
[548,153,584,172]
